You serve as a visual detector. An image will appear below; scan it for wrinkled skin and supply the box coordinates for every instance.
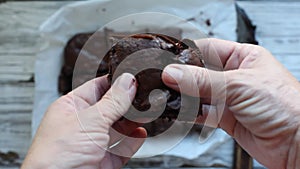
[162,38,300,169]
[21,74,147,169]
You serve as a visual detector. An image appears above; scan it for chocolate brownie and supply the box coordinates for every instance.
[104,33,204,120]
[59,29,204,135]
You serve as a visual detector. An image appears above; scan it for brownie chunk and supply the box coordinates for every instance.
[104,33,205,120]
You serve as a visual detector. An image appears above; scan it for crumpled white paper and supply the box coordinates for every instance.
[33,0,237,167]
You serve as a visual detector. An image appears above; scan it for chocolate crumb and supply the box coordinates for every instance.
[186,17,196,22]
[205,19,211,26]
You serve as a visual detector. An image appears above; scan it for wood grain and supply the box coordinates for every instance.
[238,1,300,80]
[0,1,69,163]
[0,1,69,82]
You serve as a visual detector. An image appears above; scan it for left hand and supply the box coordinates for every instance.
[21,73,147,169]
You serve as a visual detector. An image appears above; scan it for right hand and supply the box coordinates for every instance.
[162,38,300,169]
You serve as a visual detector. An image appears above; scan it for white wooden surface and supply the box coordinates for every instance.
[238,1,300,80]
[0,1,70,164]
[0,1,300,168]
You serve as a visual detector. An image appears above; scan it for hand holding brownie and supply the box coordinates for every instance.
[22,37,300,169]
[21,74,147,169]
[162,38,300,169]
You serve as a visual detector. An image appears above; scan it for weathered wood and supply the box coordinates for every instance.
[0,1,70,163]
[0,112,31,157]
[0,1,70,82]
[0,83,33,161]
[238,1,300,81]
[233,141,253,169]
[238,2,300,37]
[259,37,300,54]
[0,83,34,112]
[0,54,35,82]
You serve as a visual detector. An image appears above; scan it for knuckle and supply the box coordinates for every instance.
[193,68,206,88]
[239,44,263,60]
[225,71,254,104]
[226,71,244,89]
[184,66,212,97]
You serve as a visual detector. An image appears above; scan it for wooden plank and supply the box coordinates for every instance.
[0,54,35,81]
[0,1,71,164]
[0,83,34,103]
[0,112,31,158]
[0,83,33,159]
[0,1,70,82]
[237,1,300,81]
[258,37,300,54]
[237,2,300,37]
[0,74,33,82]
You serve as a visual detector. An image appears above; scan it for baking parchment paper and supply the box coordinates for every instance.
[33,0,236,167]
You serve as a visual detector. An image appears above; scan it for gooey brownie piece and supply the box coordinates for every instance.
[104,33,205,120]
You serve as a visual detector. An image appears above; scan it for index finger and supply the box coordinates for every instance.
[194,38,239,69]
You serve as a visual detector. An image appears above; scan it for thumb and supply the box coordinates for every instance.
[162,64,226,100]
[93,73,137,126]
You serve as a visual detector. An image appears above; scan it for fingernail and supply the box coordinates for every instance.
[117,73,136,90]
[164,66,183,85]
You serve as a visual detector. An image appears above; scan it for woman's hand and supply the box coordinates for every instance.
[22,73,147,169]
[162,38,300,169]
